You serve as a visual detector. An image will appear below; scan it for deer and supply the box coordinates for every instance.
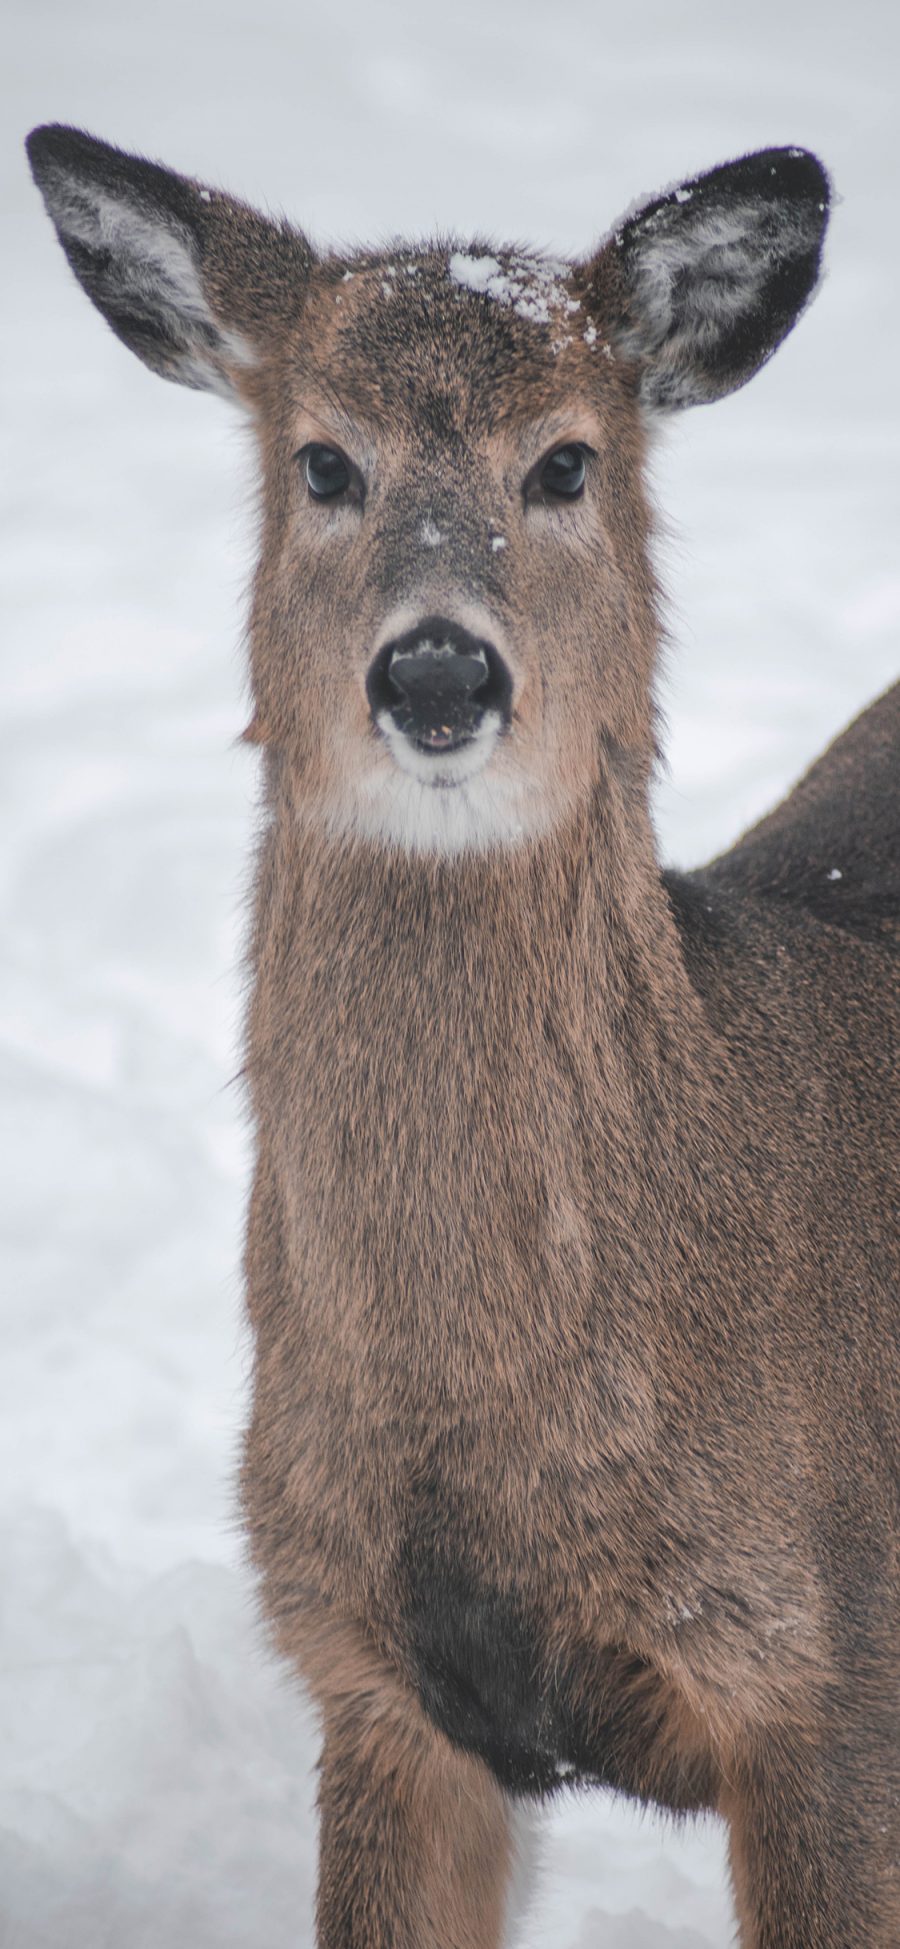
[26,123,898,1948]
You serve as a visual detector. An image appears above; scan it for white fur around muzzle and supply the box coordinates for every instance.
[319,716,551,856]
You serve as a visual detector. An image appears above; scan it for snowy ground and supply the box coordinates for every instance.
[2,2,898,1943]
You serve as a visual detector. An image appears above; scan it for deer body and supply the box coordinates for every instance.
[27,125,899,1947]
[242,713,898,1940]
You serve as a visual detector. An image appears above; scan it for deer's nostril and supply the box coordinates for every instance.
[367,617,512,755]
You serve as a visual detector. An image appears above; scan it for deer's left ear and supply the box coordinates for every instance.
[580,147,830,411]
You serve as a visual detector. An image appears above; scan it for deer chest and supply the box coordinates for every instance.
[397,1538,716,1812]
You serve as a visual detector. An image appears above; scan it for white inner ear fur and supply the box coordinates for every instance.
[626,203,770,346]
[620,196,819,406]
[45,170,256,393]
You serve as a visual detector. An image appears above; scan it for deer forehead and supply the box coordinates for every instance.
[281,246,614,449]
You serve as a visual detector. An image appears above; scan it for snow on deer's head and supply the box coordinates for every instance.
[27,127,829,855]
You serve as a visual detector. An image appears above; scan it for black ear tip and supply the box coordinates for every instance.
[27,121,80,157]
[772,145,830,200]
[26,121,62,152]
[730,145,831,212]
[25,122,62,180]
[26,122,104,185]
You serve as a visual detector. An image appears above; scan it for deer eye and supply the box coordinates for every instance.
[302,444,352,500]
[539,444,587,498]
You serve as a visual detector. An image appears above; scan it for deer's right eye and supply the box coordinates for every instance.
[302,444,352,500]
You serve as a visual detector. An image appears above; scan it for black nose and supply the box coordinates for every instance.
[366,617,512,753]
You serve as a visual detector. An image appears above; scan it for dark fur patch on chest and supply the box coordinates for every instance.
[400,1545,718,1810]
[402,1553,582,1794]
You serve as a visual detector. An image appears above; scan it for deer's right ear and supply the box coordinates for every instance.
[26,124,314,401]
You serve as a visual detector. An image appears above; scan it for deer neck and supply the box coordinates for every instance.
[248,750,722,1250]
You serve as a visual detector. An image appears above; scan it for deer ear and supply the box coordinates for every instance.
[26,123,314,401]
[581,147,830,411]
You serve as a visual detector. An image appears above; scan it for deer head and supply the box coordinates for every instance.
[27,127,829,855]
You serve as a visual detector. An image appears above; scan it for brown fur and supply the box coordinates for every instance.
[26,129,899,1946]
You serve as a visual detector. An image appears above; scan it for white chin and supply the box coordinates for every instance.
[375,710,503,788]
[319,715,550,856]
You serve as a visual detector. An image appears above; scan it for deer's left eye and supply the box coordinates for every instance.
[539,444,588,498]
[302,444,352,500]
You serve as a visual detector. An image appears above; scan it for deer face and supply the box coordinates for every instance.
[249,247,658,853]
[26,127,830,855]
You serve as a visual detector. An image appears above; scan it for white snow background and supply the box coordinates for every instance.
[2,1,898,1943]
